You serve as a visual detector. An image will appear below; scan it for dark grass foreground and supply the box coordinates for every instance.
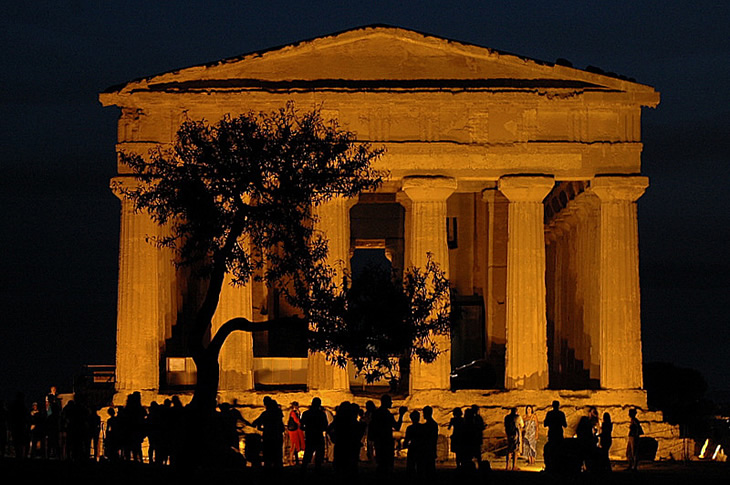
[1,459,729,485]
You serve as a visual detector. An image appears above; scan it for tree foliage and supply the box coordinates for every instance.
[306,254,451,385]
[114,102,451,408]
[114,103,385,410]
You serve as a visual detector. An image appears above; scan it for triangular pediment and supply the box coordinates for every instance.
[104,25,656,98]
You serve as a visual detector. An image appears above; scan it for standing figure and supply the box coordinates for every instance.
[252,396,285,469]
[470,404,486,468]
[300,397,329,471]
[544,400,567,443]
[421,406,439,473]
[44,387,61,459]
[504,408,521,470]
[363,400,376,462]
[599,412,613,470]
[103,407,119,461]
[286,401,305,465]
[29,402,46,458]
[369,394,406,475]
[448,407,465,468]
[626,408,643,471]
[522,405,538,466]
[404,410,425,477]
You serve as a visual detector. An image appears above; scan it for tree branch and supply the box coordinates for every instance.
[206,315,307,359]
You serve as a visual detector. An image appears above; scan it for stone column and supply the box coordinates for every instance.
[498,175,554,390]
[112,177,160,392]
[212,277,255,391]
[307,196,354,391]
[402,176,457,391]
[590,176,648,389]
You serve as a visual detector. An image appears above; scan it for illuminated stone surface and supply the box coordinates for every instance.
[401,176,457,391]
[590,176,648,390]
[111,178,160,393]
[213,276,255,391]
[308,197,352,391]
[102,26,679,455]
[499,176,554,390]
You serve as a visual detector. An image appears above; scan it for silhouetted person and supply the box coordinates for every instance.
[470,404,486,468]
[421,406,438,473]
[44,387,61,459]
[544,400,567,442]
[122,392,146,462]
[448,407,466,468]
[328,401,364,477]
[104,407,119,461]
[600,412,613,471]
[301,397,329,471]
[504,408,520,470]
[29,401,46,458]
[9,392,28,459]
[369,394,406,475]
[543,400,568,472]
[363,400,376,462]
[252,396,285,469]
[167,396,184,465]
[626,408,642,471]
[404,410,425,477]
[147,401,162,464]
[576,413,598,470]
[350,403,366,471]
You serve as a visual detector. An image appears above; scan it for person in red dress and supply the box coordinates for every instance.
[287,401,305,465]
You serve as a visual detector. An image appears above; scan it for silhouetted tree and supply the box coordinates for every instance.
[116,104,385,416]
[116,103,452,463]
[644,362,714,438]
[307,258,450,393]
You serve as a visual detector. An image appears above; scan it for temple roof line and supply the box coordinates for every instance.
[102,25,658,102]
[139,78,611,93]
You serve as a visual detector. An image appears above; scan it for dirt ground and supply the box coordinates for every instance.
[1,458,728,485]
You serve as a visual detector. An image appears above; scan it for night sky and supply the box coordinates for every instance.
[1,1,728,404]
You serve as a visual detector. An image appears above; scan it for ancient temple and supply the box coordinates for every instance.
[101,26,680,457]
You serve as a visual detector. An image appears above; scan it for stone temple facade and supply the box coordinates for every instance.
[100,26,681,458]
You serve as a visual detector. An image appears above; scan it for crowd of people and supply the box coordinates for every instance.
[1,389,643,475]
[502,400,643,473]
[250,394,444,478]
[0,388,103,461]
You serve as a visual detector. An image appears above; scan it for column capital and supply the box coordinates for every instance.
[498,175,554,202]
[589,176,649,202]
[481,187,508,204]
[111,175,148,202]
[401,176,457,202]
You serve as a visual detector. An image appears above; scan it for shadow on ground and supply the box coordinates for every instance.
[0,459,728,485]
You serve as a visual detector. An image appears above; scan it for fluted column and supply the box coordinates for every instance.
[590,176,648,389]
[212,276,255,391]
[498,175,554,389]
[112,177,160,392]
[307,196,354,390]
[402,176,457,391]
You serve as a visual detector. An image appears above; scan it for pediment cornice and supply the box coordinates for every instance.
[101,26,658,106]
